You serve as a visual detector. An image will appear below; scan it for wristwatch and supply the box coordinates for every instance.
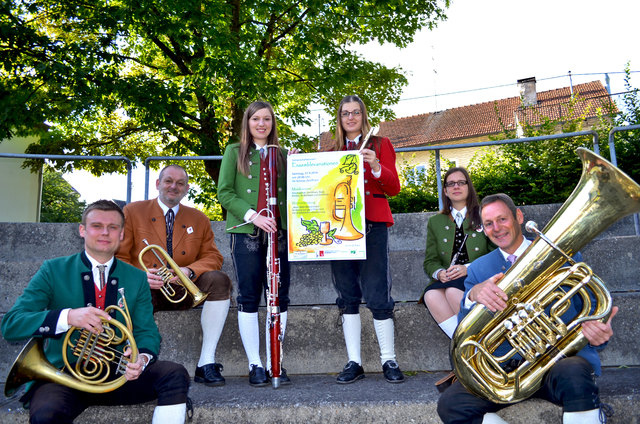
[188,268,195,280]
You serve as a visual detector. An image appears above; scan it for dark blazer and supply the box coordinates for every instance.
[461,248,603,375]
[1,252,160,371]
[117,199,223,279]
[423,213,493,287]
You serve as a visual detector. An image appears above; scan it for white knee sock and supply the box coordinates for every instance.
[482,412,508,424]
[373,318,396,365]
[152,403,186,424]
[342,313,362,365]
[238,311,262,369]
[438,315,458,339]
[563,409,600,424]
[197,299,230,367]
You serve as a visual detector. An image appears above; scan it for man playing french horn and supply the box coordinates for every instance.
[1,200,190,423]
[437,193,617,424]
[117,164,233,387]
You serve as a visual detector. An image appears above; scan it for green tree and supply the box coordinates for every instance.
[40,166,86,222]
[610,63,640,183]
[1,0,450,207]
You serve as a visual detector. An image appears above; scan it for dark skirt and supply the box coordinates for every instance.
[418,276,466,307]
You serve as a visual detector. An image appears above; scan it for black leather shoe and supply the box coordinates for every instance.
[336,361,365,384]
[249,365,269,387]
[382,360,405,384]
[279,368,292,386]
[194,363,225,387]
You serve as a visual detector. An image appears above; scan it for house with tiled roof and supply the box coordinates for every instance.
[321,78,616,170]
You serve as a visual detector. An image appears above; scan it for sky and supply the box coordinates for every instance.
[65,0,640,204]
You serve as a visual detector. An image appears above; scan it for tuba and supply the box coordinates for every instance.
[5,288,137,396]
[452,148,640,404]
[138,239,208,308]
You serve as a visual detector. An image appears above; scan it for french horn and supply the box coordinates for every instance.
[5,288,137,396]
[452,148,640,404]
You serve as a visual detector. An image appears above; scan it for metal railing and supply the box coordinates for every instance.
[2,126,637,233]
[0,153,133,203]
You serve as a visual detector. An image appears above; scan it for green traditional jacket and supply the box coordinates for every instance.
[1,252,160,373]
[423,213,494,287]
[218,143,288,233]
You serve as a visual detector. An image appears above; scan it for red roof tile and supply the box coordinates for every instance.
[319,81,615,148]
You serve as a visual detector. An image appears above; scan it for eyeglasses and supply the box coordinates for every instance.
[340,110,362,118]
[445,180,468,188]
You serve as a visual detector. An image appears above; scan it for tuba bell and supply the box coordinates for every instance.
[5,288,137,396]
[138,239,208,308]
[452,148,640,404]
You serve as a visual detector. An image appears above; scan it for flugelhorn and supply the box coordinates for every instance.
[5,288,137,396]
[138,239,208,308]
[452,148,640,404]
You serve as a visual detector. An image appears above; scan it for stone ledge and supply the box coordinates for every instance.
[1,367,638,423]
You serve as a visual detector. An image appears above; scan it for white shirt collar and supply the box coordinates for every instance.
[451,206,467,218]
[157,198,179,216]
[499,236,531,262]
[85,252,115,288]
[346,134,362,144]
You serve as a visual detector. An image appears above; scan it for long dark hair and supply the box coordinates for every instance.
[440,167,481,230]
[237,101,283,176]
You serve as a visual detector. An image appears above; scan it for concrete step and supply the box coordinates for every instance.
[1,232,638,310]
[1,367,638,423]
[3,293,636,380]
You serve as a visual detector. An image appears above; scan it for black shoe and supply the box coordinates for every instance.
[194,363,225,387]
[336,361,365,384]
[382,360,405,384]
[279,368,292,386]
[249,365,269,387]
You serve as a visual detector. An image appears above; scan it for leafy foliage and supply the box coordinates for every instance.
[609,63,640,183]
[388,153,449,213]
[1,0,450,208]
[40,166,86,222]
[467,92,620,206]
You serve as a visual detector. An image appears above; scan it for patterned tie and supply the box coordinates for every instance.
[347,140,355,150]
[96,264,106,291]
[166,209,175,257]
[260,147,266,160]
[507,254,517,265]
[455,212,464,228]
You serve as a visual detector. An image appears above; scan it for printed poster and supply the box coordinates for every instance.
[287,151,366,261]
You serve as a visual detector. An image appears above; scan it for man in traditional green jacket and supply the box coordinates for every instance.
[2,200,190,423]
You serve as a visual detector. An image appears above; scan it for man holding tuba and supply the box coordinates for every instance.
[1,200,190,423]
[116,164,232,387]
[437,193,617,424]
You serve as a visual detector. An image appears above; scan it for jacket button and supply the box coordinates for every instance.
[248,175,253,179]
[152,217,156,222]
[39,327,45,333]
[443,238,448,243]
[445,225,450,230]
[365,191,370,195]
[247,189,252,193]
[364,179,368,184]
[475,247,479,251]
[248,160,253,166]
[472,233,476,237]
[83,275,90,281]
[181,251,186,255]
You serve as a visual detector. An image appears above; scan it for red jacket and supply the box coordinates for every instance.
[348,136,400,226]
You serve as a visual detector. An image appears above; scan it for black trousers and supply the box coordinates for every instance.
[437,356,601,424]
[26,360,189,424]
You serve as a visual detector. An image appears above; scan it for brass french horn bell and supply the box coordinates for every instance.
[138,239,208,308]
[5,288,137,396]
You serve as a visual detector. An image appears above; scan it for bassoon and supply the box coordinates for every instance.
[265,145,283,388]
